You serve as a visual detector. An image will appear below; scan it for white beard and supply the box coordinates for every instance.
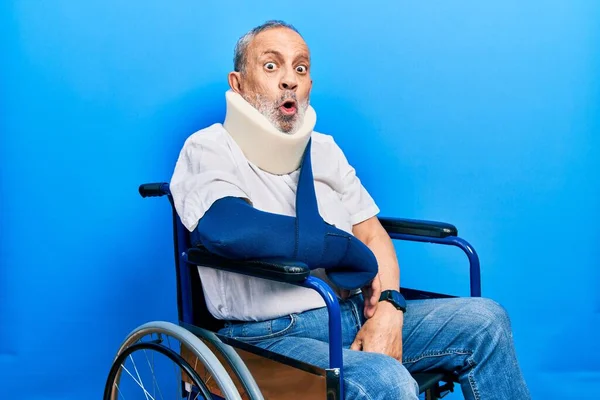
[245,93,309,135]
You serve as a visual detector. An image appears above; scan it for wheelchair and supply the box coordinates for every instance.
[104,182,481,400]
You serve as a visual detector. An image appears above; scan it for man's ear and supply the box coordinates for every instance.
[228,71,243,94]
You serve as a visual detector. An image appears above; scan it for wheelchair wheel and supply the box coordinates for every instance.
[104,321,243,400]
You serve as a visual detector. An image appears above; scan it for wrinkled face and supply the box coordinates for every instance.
[229,27,312,134]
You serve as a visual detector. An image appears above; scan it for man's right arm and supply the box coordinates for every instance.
[193,196,378,291]
[192,196,296,259]
[169,132,251,231]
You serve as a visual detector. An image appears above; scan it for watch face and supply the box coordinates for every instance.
[382,290,406,311]
[391,291,406,308]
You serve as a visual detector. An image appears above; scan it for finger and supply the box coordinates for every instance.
[363,282,379,318]
[370,279,382,305]
[372,275,382,299]
[364,292,375,306]
[364,293,378,318]
[364,302,377,319]
[363,300,372,318]
[369,288,379,305]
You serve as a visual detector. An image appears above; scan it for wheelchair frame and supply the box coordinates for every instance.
[137,182,481,399]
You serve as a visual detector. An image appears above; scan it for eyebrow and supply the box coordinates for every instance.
[259,50,310,63]
[294,53,310,63]
[259,50,284,59]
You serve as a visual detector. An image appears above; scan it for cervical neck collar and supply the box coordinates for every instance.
[223,90,317,175]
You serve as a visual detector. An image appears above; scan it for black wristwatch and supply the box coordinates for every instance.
[379,290,407,313]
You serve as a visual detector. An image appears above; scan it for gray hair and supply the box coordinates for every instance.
[233,20,302,73]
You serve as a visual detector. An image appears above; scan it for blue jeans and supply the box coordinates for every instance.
[219,295,531,399]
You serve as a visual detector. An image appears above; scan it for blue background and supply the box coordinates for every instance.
[1,1,599,398]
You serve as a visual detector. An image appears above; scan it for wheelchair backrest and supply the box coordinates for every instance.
[166,195,226,333]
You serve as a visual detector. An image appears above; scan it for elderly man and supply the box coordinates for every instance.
[170,20,531,399]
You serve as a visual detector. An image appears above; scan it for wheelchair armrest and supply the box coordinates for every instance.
[186,246,310,283]
[401,287,455,300]
[139,182,170,198]
[379,217,457,238]
[380,217,482,297]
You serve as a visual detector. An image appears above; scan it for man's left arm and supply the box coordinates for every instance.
[350,216,405,361]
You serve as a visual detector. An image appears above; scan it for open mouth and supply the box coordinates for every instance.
[279,100,297,115]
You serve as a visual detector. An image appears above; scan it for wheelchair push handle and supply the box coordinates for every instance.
[139,182,170,198]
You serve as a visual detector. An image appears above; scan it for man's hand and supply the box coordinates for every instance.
[361,273,381,319]
[339,274,381,319]
[350,216,403,360]
[350,301,404,361]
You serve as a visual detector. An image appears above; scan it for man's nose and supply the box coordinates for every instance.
[279,69,298,91]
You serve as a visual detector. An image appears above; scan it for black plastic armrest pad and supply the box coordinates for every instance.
[379,217,458,238]
[139,182,170,198]
[400,287,456,300]
[186,246,310,283]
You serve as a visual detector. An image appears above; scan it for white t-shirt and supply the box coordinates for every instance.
[170,123,380,321]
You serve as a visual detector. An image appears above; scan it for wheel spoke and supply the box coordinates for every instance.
[166,335,183,399]
[130,354,151,400]
[142,349,165,400]
[115,381,125,400]
[120,363,156,400]
[193,387,203,400]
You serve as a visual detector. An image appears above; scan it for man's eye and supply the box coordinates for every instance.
[296,65,307,73]
[264,62,277,71]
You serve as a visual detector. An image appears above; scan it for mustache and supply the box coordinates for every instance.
[276,90,297,105]
[275,91,310,111]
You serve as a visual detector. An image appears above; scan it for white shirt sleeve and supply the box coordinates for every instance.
[169,131,251,231]
[331,138,381,226]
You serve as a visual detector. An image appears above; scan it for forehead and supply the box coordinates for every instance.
[248,27,310,59]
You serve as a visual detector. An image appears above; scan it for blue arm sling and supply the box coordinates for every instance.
[192,139,378,290]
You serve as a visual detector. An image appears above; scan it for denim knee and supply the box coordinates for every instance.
[462,297,513,347]
[344,352,419,400]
